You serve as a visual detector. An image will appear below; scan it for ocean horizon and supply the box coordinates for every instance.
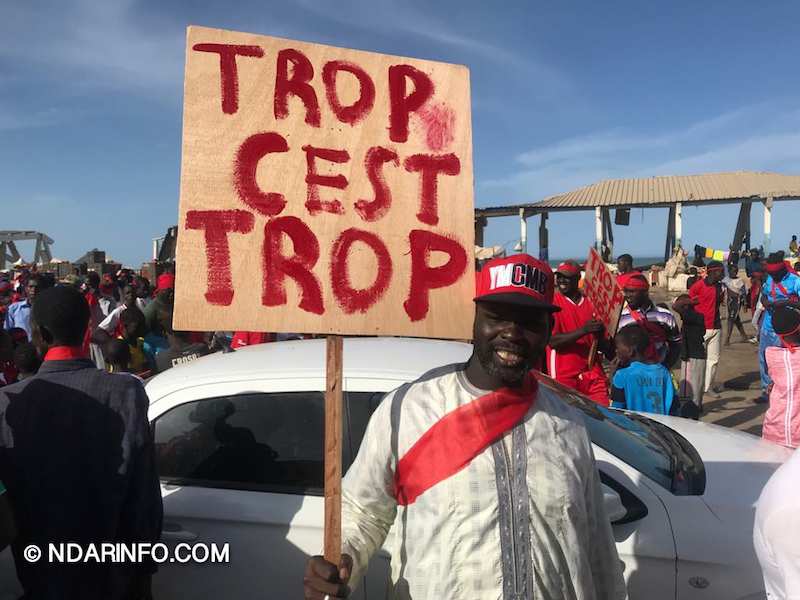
[546,255,746,269]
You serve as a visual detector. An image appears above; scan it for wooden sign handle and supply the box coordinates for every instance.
[587,336,599,370]
[324,335,344,565]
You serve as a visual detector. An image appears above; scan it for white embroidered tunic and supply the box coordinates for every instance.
[342,364,627,600]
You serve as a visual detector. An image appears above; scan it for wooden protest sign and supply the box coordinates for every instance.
[583,247,625,337]
[174,26,475,566]
[174,25,475,339]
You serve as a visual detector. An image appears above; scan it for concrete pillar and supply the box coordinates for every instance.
[519,208,528,254]
[665,205,676,262]
[595,206,603,252]
[475,216,487,247]
[538,212,549,252]
[675,202,682,248]
[733,202,752,251]
[153,238,161,262]
[34,238,42,266]
[764,197,773,255]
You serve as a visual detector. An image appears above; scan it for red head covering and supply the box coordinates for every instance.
[555,262,581,277]
[156,273,175,292]
[9,329,28,344]
[765,262,786,273]
[622,275,650,291]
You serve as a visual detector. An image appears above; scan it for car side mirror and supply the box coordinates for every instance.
[602,483,628,524]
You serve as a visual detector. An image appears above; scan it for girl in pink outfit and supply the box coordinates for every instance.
[762,307,800,447]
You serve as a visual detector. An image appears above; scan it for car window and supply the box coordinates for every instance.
[544,377,698,494]
[154,392,332,495]
[572,399,674,491]
[345,391,385,463]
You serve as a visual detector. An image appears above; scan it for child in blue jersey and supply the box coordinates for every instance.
[611,324,678,415]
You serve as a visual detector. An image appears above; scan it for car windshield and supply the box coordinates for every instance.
[542,377,703,495]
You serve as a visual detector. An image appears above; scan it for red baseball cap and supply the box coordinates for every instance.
[475,254,560,312]
[156,273,175,292]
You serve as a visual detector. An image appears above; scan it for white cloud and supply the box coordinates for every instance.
[295,0,570,97]
[0,0,184,100]
[0,107,80,131]
[479,101,800,205]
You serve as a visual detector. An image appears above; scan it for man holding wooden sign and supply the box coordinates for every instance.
[583,247,626,339]
[547,259,611,406]
[303,255,626,600]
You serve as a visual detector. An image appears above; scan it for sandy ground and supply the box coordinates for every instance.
[648,286,767,436]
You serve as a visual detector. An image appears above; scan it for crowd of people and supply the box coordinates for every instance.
[0,267,302,389]
[542,246,800,445]
[0,264,312,599]
[0,241,799,599]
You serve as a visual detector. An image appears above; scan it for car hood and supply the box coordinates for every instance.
[643,414,793,523]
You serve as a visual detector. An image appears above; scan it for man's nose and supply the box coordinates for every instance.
[499,320,525,341]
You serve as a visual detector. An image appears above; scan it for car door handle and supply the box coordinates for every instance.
[161,524,198,542]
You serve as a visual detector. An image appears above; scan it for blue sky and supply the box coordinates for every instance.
[2,0,800,266]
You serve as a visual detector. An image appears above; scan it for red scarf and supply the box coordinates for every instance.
[83,292,99,351]
[778,325,800,353]
[394,372,538,506]
[628,306,667,363]
[766,262,800,302]
[770,274,800,304]
[44,346,89,361]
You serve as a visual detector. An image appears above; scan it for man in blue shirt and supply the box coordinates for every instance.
[3,274,45,341]
[746,247,763,277]
[758,253,800,403]
[611,325,677,415]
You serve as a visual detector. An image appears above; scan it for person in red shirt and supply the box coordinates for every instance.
[615,254,642,289]
[0,281,13,324]
[689,261,725,397]
[231,331,275,348]
[547,260,610,405]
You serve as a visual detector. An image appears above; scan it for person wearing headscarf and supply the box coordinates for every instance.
[761,307,800,447]
[756,253,800,404]
[689,261,726,398]
[617,274,682,369]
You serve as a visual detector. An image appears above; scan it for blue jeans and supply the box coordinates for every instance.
[759,327,782,395]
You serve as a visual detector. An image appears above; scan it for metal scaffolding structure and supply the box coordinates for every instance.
[0,231,54,270]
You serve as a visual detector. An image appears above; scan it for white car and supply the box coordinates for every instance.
[0,337,791,599]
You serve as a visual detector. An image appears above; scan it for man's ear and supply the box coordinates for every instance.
[38,324,55,345]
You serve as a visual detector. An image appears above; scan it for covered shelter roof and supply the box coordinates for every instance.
[474,170,800,260]
[476,171,800,218]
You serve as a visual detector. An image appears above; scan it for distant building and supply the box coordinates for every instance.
[75,248,107,265]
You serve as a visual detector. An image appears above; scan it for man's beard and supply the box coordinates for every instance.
[475,341,535,387]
